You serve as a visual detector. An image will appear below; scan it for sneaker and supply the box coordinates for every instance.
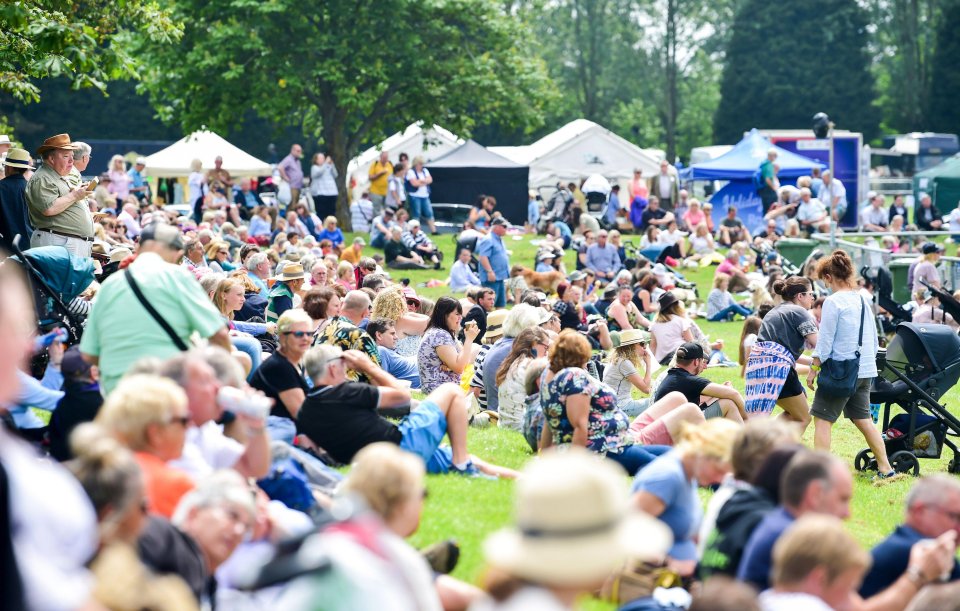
[451,461,495,479]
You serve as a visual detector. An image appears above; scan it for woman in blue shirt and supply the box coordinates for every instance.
[808,250,894,478]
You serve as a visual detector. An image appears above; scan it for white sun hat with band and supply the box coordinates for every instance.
[483,447,671,586]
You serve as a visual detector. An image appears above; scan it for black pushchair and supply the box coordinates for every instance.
[8,235,94,346]
[453,235,479,274]
[919,278,960,324]
[536,185,574,233]
[856,322,960,476]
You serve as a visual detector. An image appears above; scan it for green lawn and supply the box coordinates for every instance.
[349,229,939,606]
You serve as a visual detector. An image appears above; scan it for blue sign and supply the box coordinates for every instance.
[709,181,765,234]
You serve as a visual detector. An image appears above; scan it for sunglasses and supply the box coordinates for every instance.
[283,331,312,338]
[169,415,190,427]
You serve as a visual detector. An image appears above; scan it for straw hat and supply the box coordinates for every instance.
[618,329,651,347]
[273,262,307,282]
[36,134,79,155]
[3,148,33,169]
[482,309,509,342]
[108,247,133,264]
[484,447,671,586]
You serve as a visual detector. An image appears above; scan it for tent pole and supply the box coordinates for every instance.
[829,124,837,250]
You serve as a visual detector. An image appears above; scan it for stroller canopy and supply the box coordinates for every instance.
[887,322,960,374]
[15,246,95,302]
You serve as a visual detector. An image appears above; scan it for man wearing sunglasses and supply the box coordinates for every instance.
[654,342,746,423]
[860,474,960,597]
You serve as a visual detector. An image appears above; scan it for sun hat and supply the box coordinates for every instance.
[602,284,618,299]
[535,307,553,325]
[568,270,586,283]
[658,290,679,311]
[273,262,307,282]
[0,135,10,145]
[140,223,184,251]
[536,250,555,262]
[108,247,133,264]
[483,447,671,586]
[408,219,421,229]
[618,329,651,347]
[36,133,79,155]
[402,286,421,306]
[353,236,366,246]
[2,148,33,169]
[483,309,509,342]
[135,157,147,165]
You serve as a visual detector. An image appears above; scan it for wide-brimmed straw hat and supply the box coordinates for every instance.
[3,148,33,169]
[484,447,671,586]
[618,328,651,347]
[483,309,509,342]
[273,262,307,282]
[36,133,79,155]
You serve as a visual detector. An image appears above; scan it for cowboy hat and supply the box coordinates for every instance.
[36,134,79,155]
[618,328,651,347]
[2,148,33,169]
[484,447,671,586]
[483,309,509,343]
[273,262,307,282]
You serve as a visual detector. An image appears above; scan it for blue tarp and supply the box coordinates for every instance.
[681,129,825,181]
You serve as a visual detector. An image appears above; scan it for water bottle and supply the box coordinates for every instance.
[870,403,881,424]
[218,386,272,420]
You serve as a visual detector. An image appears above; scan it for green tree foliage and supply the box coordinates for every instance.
[136,0,555,227]
[714,0,879,144]
[927,0,960,133]
[0,1,180,103]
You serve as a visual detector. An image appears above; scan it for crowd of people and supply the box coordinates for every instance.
[2,133,960,611]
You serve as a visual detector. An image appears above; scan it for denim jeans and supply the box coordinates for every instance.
[408,195,434,222]
[605,444,671,475]
[230,335,263,379]
[707,303,753,322]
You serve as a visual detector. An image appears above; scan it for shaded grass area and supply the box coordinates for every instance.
[346,230,940,604]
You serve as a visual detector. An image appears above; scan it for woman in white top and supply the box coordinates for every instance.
[649,291,693,365]
[496,328,551,433]
[687,222,716,260]
[187,158,207,223]
[309,152,339,218]
[406,156,436,234]
[808,250,894,478]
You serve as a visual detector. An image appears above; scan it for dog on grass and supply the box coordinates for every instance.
[519,267,565,294]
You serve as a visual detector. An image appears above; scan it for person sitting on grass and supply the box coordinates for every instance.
[367,318,421,389]
[297,344,518,478]
[401,220,443,270]
[385,227,431,270]
[607,283,652,332]
[706,273,753,322]
[316,215,344,250]
[653,342,746,423]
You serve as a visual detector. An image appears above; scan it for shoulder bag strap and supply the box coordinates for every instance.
[124,269,189,351]
[855,295,866,357]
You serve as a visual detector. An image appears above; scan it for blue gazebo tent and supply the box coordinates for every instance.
[682,129,825,180]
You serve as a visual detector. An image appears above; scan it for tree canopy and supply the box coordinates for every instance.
[136,0,556,225]
[927,0,960,134]
[714,0,879,144]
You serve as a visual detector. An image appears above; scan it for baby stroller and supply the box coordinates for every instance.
[454,234,480,274]
[581,174,612,224]
[919,278,960,324]
[537,184,575,233]
[862,265,914,336]
[856,322,960,476]
[9,235,94,346]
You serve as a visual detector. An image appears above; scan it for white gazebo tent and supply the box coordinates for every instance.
[144,130,273,178]
[348,122,463,199]
[490,119,661,189]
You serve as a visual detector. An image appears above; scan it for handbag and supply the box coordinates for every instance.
[124,269,189,351]
[817,296,866,398]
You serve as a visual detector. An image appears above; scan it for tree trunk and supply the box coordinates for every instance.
[324,123,353,232]
[664,0,678,163]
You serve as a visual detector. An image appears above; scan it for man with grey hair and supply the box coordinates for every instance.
[245,251,271,297]
[298,344,515,478]
[860,474,960,597]
[796,186,830,235]
[128,156,149,202]
[26,133,94,256]
[315,289,380,381]
[818,169,847,222]
[66,141,91,191]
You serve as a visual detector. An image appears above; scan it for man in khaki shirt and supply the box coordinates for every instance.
[26,134,94,257]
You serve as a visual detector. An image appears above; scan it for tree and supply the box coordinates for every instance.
[0,1,180,103]
[137,0,555,228]
[927,0,960,132]
[714,0,880,144]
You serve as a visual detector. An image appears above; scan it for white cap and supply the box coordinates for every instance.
[136,157,147,165]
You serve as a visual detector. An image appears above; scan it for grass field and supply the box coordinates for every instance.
[347,229,942,607]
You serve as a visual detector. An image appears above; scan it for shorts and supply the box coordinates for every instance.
[629,409,673,446]
[779,368,805,400]
[399,400,453,473]
[700,399,724,419]
[810,377,872,423]
[409,196,435,221]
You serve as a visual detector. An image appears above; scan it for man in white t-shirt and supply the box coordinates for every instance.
[796,188,830,234]
[160,352,271,480]
[818,170,847,222]
[405,156,436,234]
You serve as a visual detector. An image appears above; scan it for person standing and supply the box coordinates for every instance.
[0,134,10,164]
[368,150,391,215]
[128,157,149,203]
[758,148,780,215]
[309,152,338,219]
[648,160,678,210]
[0,148,35,251]
[807,250,895,478]
[26,134,94,257]
[206,155,233,191]
[278,144,304,207]
[476,217,510,308]
[406,156,436,234]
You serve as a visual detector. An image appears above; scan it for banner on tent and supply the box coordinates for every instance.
[709,182,765,234]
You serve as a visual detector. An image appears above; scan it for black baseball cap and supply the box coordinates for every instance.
[676,342,705,361]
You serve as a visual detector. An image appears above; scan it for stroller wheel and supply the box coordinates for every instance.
[949,458,960,474]
[854,449,877,472]
[889,450,920,476]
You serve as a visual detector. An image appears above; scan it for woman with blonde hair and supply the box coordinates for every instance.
[496,327,551,433]
[67,423,198,610]
[212,277,274,373]
[336,260,355,291]
[205,240,235,273]
[309,152,339,219]
[632,418,740,576]
[106,154,131,206]
[95,375,195,518]
[249,309,312,440]
[317,215,344,250]
[371,285,430,357]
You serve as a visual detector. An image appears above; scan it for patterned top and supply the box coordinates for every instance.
[498,357,531,433]
[315,316,380,382]
[418,327,462,393]
[540,367,631,455]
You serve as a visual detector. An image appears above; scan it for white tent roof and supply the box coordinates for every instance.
[348,122,463,191]
[489,119,661,188]
[143,130,273,178]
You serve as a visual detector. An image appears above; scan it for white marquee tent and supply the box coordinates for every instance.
[348,122,463,197]
[490,119,661,188]
[144,130,273,178]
